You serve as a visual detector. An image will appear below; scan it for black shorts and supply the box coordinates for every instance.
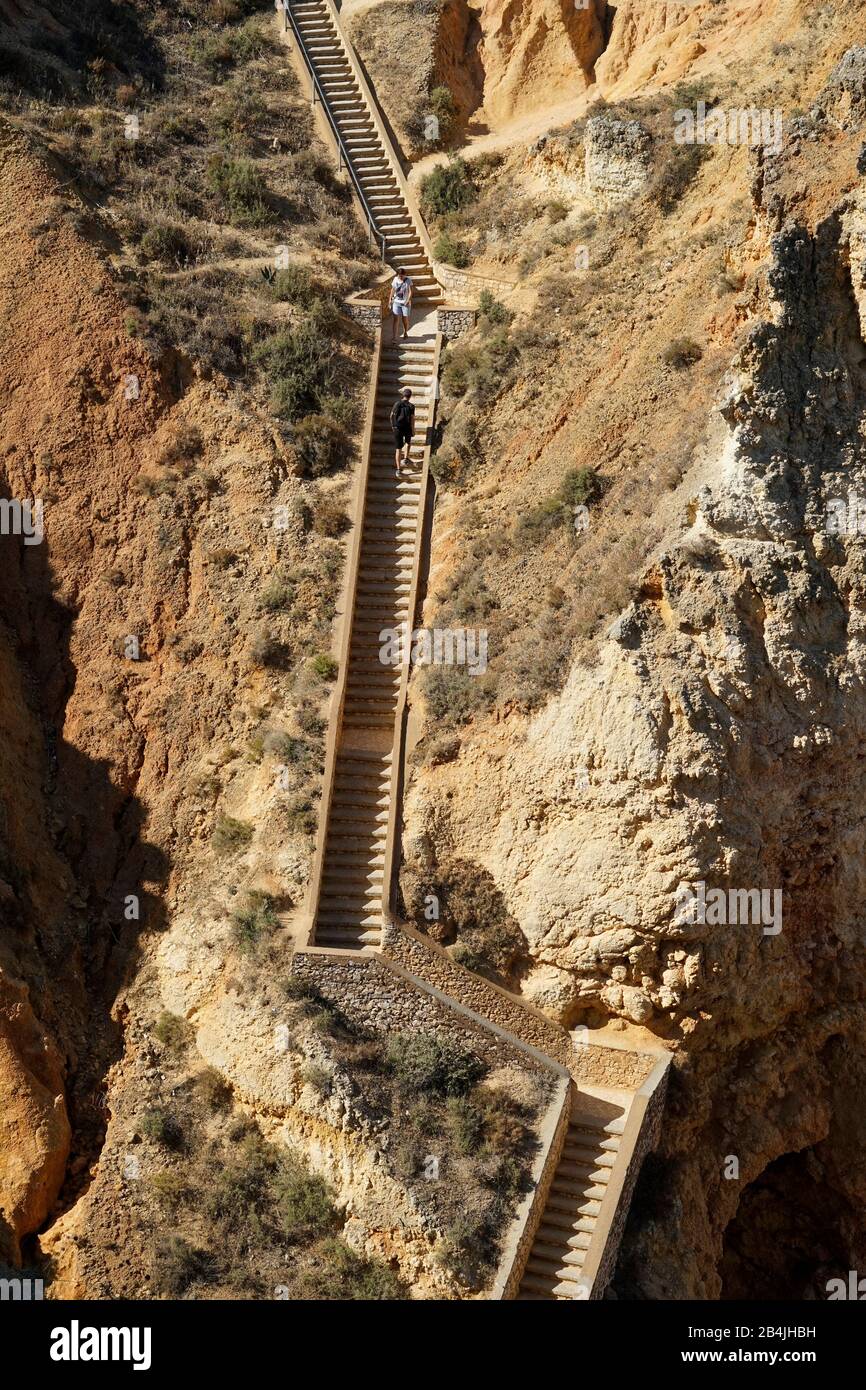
[393,426,412,448]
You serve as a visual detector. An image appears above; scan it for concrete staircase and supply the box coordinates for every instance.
[517,1099,627,1301]
[284,1,669,1300]
[313,334,437,950]
[288,0,443,303]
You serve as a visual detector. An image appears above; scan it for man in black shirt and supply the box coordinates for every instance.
[390,388,415,475]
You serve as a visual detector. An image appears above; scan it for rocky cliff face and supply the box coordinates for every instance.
[5,0,866,1303]
[584,114,651,205]
[471,0,606,126]
[401,40,866,1295]
[0,110,367,1279]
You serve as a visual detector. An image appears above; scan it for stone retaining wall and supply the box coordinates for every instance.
[291,946,566,1079]
[573,1039,659,1091]
[434,262,518,304]
[382,919,573,1065]
[438,307,477,340]
[344,299,382,335]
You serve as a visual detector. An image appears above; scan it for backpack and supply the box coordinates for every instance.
[390,398,414,429]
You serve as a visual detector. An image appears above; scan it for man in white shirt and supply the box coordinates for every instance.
[388,267,413,342]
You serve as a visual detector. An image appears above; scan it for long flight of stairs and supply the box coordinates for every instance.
[517,1101,626,1301]
[313,335,437,950]
[286,3,669,1301]
[288,0,442,303]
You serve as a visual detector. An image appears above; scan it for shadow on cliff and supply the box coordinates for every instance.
[0,487,169,1262]
[0,0,165,103]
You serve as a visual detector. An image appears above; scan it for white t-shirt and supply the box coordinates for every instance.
[392,275,412,304]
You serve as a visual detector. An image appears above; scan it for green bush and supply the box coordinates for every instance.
[267,264,315,305]
[429,85,456,139]
[318,391,357,432]
[421,666,494,726]
[207,1134,336,1243]
[309,652,338,680]
[435,231,470,268]
[296,1238,407,1300]
[231,891,277,955]
[155,1236,212,1295]
[516,495,566,540]
[139,222,192,265]
[516,466,604,541]
[386,1032,485,1098]
[197,33,235,75]
[205,154,269,225]
[662,337,703,368]
[198,1068,233,1112]
[213,82,268,143]
[253,316,338,423]
[417,857,526,980]
[560,466,604,508]
[447,1096,485,1154]
[285,794,317,836]
[477,1087,530,1159]
[212,814,254,855]
[292,414,349,477]
[478,290,513,330]
[270,733,311,766]
[153,1012,190,1051]
[196,19,271,77]
[141,1108,183,1149]
[144,272,248,378]
[148,1172,189,1207]
[420,157,475,216]
[302,1063,333,1096]
[272,1159,339,1241]
[259,578,294,612]
[440,328,516,404]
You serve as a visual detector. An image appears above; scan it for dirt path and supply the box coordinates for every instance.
[408,90,595,190]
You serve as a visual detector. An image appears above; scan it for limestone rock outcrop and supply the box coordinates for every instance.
[583,115,651,206]
[401,45,866,1295]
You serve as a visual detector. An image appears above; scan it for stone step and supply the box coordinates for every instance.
[516,1273,559,1299]
[546,1184,607,1209]
[536,1209,598,1236]
[314,927,381,947]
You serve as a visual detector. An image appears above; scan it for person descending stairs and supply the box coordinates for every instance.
[313,334,437,949]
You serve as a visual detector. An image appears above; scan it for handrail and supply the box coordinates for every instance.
[314,0,442,288]
[299,326,383,944]
[283,1,386,262]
